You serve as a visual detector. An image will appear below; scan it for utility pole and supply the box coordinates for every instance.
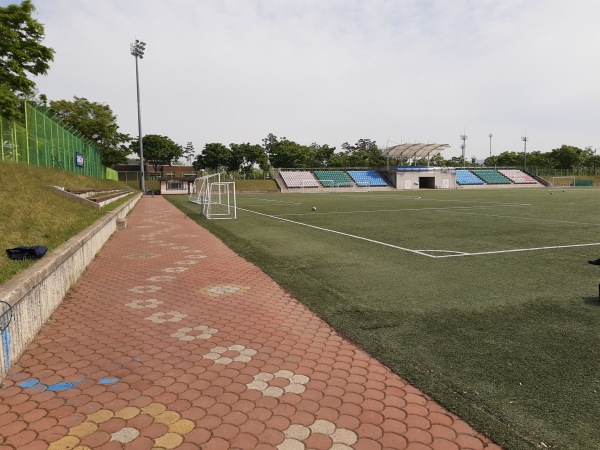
[521,134,529,169]
[460,133,467,167]
[131,39,146,193]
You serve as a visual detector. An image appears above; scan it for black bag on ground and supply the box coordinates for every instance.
[6,246,48,260]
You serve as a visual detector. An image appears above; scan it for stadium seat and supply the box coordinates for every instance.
[498,169,537,184]
[313,171,354,187]
[455,170,484,185]
[347,170,387,187]
[471,170,512,185]
[279,171,320,188]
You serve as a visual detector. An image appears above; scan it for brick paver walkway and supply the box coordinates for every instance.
[0,196,501,449]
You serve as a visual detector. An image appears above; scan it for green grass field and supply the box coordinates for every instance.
[168,187,600,449]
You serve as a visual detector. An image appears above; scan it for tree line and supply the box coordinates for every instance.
[193,134,600,174]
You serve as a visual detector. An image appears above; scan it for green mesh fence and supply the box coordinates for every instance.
[0,103,118,180]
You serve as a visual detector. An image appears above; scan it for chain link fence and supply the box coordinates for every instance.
[0,103,117,180]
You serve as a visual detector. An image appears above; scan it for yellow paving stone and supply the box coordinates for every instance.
[48,435,80,450]
[114,406,141,420]
[154,410,181,425]
[142,403,167,416]
[154,432,184,449]
[68,421,98,438]
[168,419,195,434]
[73,447,93,450]
[86,409,114,424]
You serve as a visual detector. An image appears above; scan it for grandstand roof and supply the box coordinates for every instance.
[381,143,450,159]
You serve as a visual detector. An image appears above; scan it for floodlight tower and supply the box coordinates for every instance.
[130,39,146,193]
[489,133,493,158]
[521,134,529,169]
[460,133,467,167]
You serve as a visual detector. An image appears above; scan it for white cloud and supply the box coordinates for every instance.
[30,0,600,160]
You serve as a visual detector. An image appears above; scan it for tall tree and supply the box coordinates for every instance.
[0,0,54,120]
[193,143,231,171]
[341,139,385,167]
[130,134,183,175]
[229,143,269,174]
[547,145,587,169]
[49,96,130,165]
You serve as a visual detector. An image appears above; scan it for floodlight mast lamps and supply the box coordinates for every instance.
[130,39,146,193]
[460,134,467,167]
[521,134,529,169]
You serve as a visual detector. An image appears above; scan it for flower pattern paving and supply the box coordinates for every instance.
[247,370,310,398]
[0,197,502,450]
[170,325,218,341]
[198,283,250,296]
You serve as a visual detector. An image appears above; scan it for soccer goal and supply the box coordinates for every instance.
[551,176,576,187]
[318,179,336,192]
[354,181,370,192]
[203,182,237,219]
[189,173,220,204]
[189,174,236,219]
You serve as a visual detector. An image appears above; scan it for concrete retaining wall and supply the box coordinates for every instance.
[0,194,142,381]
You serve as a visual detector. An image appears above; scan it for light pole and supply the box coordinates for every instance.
[460,134,467,167]
[130,39,146,193]
[521,134,528,169]
[489,133,493,158]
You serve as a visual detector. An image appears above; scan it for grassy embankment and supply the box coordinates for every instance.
[0,162,134,283]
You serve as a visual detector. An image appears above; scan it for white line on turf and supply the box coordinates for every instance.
[237,207,435,258]
[430,242,600,258]
[276,204,529,216]
[238,206,600,259]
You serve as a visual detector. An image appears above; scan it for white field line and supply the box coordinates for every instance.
[435,209,600,227]
[243,198,302,205]
[277,204,529,217]
[237,207,435,258]
[429,242,600,258]
[238,203,600,259]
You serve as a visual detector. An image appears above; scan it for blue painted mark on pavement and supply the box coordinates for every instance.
[47,380,81,391]
[19,378,40,388]
[98,377,119,385]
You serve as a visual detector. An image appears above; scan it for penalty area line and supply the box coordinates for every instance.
[237,207,435,258]
[432,242,600,258]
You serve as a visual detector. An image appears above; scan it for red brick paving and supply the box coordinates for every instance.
[0,196,502,449]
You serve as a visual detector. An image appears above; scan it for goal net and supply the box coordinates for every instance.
[189,173,220,204]
[204,182,237,219]
[354,181,370,192]
[551,176,576,187]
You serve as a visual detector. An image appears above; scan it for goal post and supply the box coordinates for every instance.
[551,176,576,187]
[189,173,220,204]
[204,182,236,219]
[354,181,370,192]
[319,179,336,192]
[189,174,236,219]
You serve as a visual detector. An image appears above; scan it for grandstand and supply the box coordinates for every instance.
[455,170,484,185]
[471,169,512,185]
[275,166,542,192]
[313,171,354,187]
[279,171,320,189]
[347,170,388,187]
[498,169,537,184]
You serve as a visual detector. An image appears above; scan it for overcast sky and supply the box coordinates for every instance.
[12,0,600,160]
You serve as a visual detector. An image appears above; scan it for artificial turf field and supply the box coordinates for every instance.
[168,187,600,449]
